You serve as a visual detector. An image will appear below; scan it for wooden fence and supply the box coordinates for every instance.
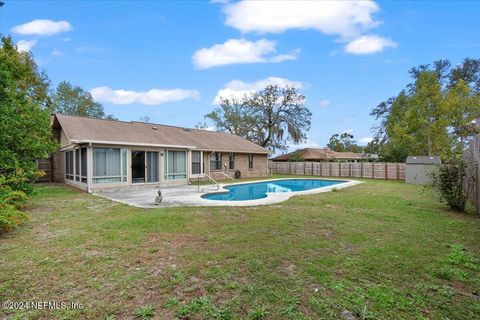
[462,135,480,214]
[268,161,405,180]
[36,159,51,182]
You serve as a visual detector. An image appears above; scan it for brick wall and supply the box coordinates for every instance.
[51,126,65,183]
[203,152,268,180]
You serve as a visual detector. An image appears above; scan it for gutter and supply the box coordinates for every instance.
[70,139,196,150]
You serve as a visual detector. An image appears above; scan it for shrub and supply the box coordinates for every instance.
[0,168,41,195]
[430,159,469,212]
[0,203,28,234]
[0,169,32,235]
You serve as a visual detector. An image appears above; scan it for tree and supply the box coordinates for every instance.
[205,85,312,152]
[139,115,150,123]
[327,132,363,153]
[371,58,480,162]
[205,97,255,139]
[51,81,116,119]
[0,36,57,179]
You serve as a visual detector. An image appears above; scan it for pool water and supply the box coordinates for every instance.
[201,179,345,201]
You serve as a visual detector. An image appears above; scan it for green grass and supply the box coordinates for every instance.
[1,175,480,319]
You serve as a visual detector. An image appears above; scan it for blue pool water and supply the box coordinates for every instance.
[202,179,345,201]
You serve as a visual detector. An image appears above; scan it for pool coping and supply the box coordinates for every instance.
[195,178,364,207]
[94,178,364,208]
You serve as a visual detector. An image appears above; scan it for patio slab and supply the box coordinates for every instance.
[93,178,364,208]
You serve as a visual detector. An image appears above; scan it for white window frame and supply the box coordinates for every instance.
[92,147,128,184]
[164,150,187,180]
[190,151,203,177]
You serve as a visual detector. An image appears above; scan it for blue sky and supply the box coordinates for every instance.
[2,0,480,151]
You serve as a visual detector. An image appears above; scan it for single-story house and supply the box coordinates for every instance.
[270,148,378,162]
[51,114,269,192]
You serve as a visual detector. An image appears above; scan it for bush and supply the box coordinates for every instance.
[431,159,469,212]
[0,169,33,235]
[0,203,28,234]
[0,168,41,195]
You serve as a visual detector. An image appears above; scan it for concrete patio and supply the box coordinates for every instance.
[93,178,363,208]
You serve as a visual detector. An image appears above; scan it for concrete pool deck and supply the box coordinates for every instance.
[93,178,364,208]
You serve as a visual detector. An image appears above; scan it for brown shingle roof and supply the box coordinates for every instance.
[54,114,269,154]
[270,148,376,161]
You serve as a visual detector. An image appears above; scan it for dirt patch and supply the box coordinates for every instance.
[26,206,54,215]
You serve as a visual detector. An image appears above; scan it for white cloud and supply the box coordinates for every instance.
[213,77,303,104]
[16,39,37,52]
[359,137,373,144]
[12,19,73,36]
[223,0,380,39]
[205,126,216,131]
[90,87,201,105]
[192,38,297,69]
[51,49,62,56]
[343,129,354,134]
[319,99,331,107]
[345,35,396,55]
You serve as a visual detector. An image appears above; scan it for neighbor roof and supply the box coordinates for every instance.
[270,148,377,161]
[406,156,441,164]
[53,114,269,154]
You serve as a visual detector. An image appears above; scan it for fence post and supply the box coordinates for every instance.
[304,162,306,175]
[396,163,400,180]
[311,162,314,176]
[339,162,342,176]
[477,163,480,215]
[360,162,363,178]
[372,162,375,179]
[289,162,291,175]
[385,163,388,180]
[330,162,332,176]
[349,163,352,177]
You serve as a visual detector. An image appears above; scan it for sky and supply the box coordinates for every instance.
[2,0,480,152]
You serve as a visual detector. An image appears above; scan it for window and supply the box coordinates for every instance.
[229,153,235,170]
[80,148,87,183]
[210,152,222,171]
[191,151,202,175]
[164,150,187,180]
[93,147,125,184]
[65,151,74,180]
[248,154,254,169]
[75,149,80,181]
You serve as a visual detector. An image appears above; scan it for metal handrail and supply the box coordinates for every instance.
[197,173,220,192]
[214,171,235,181]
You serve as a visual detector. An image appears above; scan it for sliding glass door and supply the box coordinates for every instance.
[146,151,159,182]
[132,150,159,184]
[131,150,145,183]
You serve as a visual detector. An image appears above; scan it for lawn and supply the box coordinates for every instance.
[1,175,480,319]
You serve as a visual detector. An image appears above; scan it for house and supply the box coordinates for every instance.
[50,114,269,192]
[270,148,378,162]
[405,156,441,185]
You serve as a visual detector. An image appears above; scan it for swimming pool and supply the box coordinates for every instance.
[201,179,346,201]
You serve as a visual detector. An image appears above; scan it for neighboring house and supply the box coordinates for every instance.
[405,156,441,185]
[51,114,269,192]
[270,148,378,162]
